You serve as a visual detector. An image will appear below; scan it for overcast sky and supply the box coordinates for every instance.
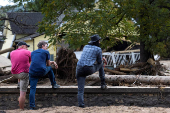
[0,0,15,6]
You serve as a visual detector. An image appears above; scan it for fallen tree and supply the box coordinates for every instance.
[86,74,170,85]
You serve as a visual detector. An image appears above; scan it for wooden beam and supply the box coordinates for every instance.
[115,49,140,54]
[0,47,14,55]
[104,68,127,75]
[120,68,139,72]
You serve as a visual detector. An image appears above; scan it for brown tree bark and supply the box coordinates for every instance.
[86,74,170,85]
[140,41,152,62]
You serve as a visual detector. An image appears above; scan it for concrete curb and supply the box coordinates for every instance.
[0,86,168,94]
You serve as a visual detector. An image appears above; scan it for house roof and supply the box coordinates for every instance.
[15,32,43,42]
[7,12,44,35]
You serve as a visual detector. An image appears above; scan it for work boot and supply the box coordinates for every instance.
[101,84,107,90]
[79,105,85,108]
[52,84,60,89]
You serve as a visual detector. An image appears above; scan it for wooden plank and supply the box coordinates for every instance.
[0,47,14,55]
[120,68,139,72]
[104,68,127,75]
[115,49,140,54]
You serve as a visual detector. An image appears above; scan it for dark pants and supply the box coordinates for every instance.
[76,63,106,107]
[29,66,57,108]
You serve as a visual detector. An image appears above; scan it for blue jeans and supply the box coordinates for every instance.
[29,66,57,108]
[76,63,106,107]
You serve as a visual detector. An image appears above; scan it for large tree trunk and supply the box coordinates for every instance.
[140,41,152,62]
[86,74,170,85]
[139,9,153,62]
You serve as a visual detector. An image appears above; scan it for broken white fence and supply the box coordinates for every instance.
[102,52,140,69]
[74,50,140,69]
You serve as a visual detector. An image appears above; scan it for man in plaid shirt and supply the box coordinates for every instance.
[76,34,107,108]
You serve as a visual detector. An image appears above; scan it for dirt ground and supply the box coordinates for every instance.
[2,105,170,113]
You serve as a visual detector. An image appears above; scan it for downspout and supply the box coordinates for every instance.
[7,34,16,58]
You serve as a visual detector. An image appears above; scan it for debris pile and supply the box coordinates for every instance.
[56,47,78,82]
[86,58,170,86]
[0,55,15,83]
[104,58,166,76]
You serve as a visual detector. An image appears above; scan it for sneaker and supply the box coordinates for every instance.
[101,84,107,90]
[30,107,35,110]
[52,84,60,89]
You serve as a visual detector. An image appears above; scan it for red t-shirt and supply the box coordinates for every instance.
[10,48,31,74]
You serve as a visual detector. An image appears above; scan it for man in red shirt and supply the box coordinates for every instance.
[10,41,31,109]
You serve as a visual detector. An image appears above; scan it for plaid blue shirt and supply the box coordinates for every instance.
[77,45,102,67]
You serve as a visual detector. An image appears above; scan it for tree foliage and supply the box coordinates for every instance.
[113,0,170,58]
[0,0,43,34]
[37,0,138,49]
[0,5,19,33]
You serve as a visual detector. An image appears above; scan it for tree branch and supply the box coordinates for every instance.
[115,13,125,25]
[158,6,170,11]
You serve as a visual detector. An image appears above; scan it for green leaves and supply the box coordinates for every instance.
[38,0,138,50]
[114,0,170,57]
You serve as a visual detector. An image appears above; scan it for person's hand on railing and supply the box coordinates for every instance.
[102,57,107,66]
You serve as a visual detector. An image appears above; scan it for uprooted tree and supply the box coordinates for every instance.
[56,47,78,81]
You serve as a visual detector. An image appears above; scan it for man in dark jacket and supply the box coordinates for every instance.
[76,34,107,108]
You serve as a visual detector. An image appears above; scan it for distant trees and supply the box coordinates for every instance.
[0,3,25,33]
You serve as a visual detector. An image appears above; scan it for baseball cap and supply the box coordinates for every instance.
[17,41,30,47]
